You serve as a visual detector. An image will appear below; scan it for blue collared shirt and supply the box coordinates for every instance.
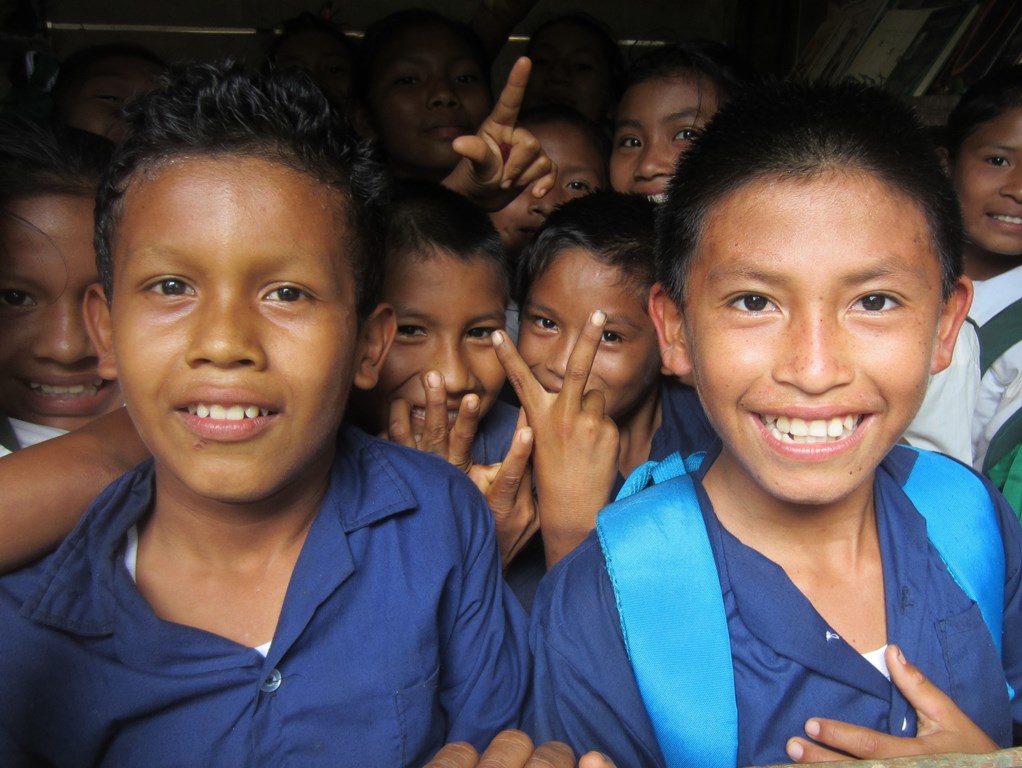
[0,426,530,767]
[531,444,1022,766]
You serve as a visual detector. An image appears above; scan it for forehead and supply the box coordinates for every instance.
[691,171,937,284]
[2,194,95,268]
[531,22,608,60]
[114,155,354,274]
[384,248,506,306]
[531,121,605,167]
[374,22,478,69]
[618,74,717,122]
[962,106,1022,149]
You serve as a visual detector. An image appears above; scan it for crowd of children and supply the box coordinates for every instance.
[0,6,1021,767]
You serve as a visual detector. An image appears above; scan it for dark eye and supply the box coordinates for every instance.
[601,330,622,343]
[858,294,895,312]
[985,155,1010,167]
[150,278,192,296]
[617,136,641,149]
[397,325,427,338]
[675,127,701,141]
[733,294,772,312]
[0,289,36,308]
[267,286,306,302]
[467,326,496,339]
[532,316,557,331]
[394,75,419,86]
[454,73,480,85]
[566,179,592,192]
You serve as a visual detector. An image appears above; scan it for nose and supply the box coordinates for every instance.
[542,328,576,384]
[636,136,677,183]
[185,290,267,370]
[428,78,459,108]
[1000,164,1022,203]
[34,295,96,366]
[433,339,476,397]
[772,309,854,394]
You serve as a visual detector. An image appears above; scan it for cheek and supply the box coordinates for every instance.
[375,346,424,398]
[472,350,506,399]
[609,155,634,192]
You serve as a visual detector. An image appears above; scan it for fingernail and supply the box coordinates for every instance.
[520,427,533,443]
[787,741,804,761]
[426,371,442,388]
[805,719,820,738]
[533,186,548,197]
[501,179,513,189]
[492,330,504,345]
[591,310,607,326]
[465,395,479,413]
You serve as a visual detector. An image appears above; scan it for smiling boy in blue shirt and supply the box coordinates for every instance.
[530,80,1022,767]
[0,61,531,767]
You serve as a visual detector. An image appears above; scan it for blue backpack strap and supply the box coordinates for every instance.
[901,447,1005,659]
[597,451,737,768]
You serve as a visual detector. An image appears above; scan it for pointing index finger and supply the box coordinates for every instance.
[487,57,531,132]
[561,310,606,404]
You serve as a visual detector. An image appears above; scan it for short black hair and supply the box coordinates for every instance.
[621,40,756,108]
[353,9,492,107]
[517,190,655,306]
[384,178,509,301]
[0,115,113,206]
[526,13,625,104]
[95,60,390,321]
[946,65,1022,158]
[655,79,963,305]
[518,104,610,168]
[266,12,357,63]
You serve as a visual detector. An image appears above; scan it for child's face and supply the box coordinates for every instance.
[56,55,163,143]
[490,121,607,258]
[369,250,506,438]
[523,22,615,123]
[365,22,491,179]
[274,29,353,107]
[86,156,388,507]
[610,75,718,201]
[952,106,1022,279]
[0,194,121,431]
[657,172,968,512]
[519,246,661,425]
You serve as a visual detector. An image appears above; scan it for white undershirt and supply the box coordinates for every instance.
[861,644,891,680]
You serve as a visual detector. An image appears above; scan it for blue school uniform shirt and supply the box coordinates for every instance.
[531,443,1022,767]
[0,426,531,768]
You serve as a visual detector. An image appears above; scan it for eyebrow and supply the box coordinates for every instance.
[705,260,921,287]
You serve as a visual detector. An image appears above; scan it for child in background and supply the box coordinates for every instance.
[948,66,1022,511]
[0,116,121,455]
[265,12,357,111]
[353,8,554,214]
[610,40,753,201]
[49,44,165,143]
[495,191,715,571]
[0,62,531,766]
[490,105,608,267]
[349,180,536,567]
[530,80,1019,767]
[521,12,624,125]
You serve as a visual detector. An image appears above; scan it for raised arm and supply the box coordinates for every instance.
[0,407,147,571]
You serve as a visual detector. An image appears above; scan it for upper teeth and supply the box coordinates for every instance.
[992,214,1022,225]
[188,404,269,420]
[29,381,102,396]
[760,414,859,443]
[647,193,667,204]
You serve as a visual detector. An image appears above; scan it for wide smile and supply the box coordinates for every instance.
[988,213,1022,226]
[187,403,271,420]
[759,413,862,444]
[28,379,108,398]
[180,401,277,442]
[410,405,459,428]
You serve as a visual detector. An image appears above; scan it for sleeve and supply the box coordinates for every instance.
[528,534,666,767]
[993,483,1022,745]
[436,472,533,750]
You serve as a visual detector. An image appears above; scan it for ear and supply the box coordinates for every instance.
[649,282,694,378]
[353,302,396,391]
[84,282,118,381]
[930,276,973,375]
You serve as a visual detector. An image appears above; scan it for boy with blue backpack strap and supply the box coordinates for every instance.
[530,79,1022,767]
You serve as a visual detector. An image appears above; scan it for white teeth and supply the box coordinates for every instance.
[992,214,1022,225]
[760,413,861,444]
[647,193,667,205]
[29,381,103,397]
[188,403,269,420]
